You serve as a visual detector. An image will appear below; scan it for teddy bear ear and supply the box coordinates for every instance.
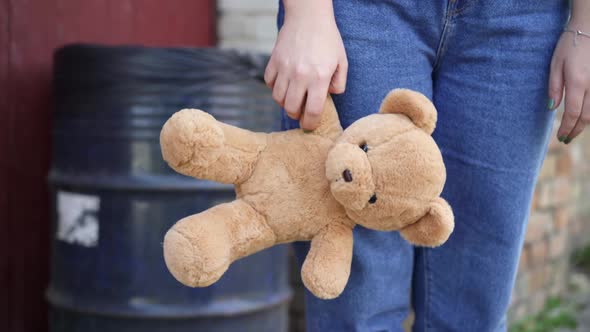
[378,89,437,135]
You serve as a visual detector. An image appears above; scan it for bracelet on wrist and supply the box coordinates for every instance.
[564,27,590,46]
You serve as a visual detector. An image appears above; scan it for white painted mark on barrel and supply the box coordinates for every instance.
[57,191,100,247]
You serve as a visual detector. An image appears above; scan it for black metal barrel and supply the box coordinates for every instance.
[47,44,290,332]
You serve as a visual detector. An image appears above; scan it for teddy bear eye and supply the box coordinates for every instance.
[359,142,369,153]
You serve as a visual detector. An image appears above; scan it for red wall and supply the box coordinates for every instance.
[0,1,215,331]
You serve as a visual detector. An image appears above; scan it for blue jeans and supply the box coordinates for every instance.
[279,1,569,331]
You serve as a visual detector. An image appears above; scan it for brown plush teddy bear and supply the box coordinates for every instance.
[160,89,454,299]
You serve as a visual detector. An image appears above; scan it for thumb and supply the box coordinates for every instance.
[328,58,348,94]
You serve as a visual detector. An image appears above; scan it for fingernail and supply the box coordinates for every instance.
[303,129,312,134]
[564,137,572,144]
[558,135,567,142]
[547,98,555,110]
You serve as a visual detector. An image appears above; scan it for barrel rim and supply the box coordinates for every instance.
[47,171,235,192]
[46,287,292,319]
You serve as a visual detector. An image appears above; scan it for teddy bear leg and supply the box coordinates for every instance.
[400,197,454,247]
[301,222,353,299]
[163,199,276,287]
[160,109,267,184]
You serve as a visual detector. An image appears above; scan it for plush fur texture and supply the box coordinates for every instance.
[160,89,454,299]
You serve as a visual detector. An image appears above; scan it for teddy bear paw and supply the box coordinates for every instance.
[301,263,347,300]
[163,228,230,287]
[160,109,225,171]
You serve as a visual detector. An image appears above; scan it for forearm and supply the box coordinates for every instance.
[283,0,334,19]
[570,0,590,30]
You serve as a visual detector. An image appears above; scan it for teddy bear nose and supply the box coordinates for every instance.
[342,169,353,182]
[368,194,377,204]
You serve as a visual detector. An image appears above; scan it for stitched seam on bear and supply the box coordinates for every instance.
[230,203,277,259]
[235,134,271,186]
[234,147,265,184]
[173,140,222,171]
[234,135,269,185]
[168,229,198,284]
[240,194,279,240]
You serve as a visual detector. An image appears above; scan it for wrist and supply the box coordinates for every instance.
[567,18,590,32]
[284,0,335,21]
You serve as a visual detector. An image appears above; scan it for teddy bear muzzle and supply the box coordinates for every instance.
[325,142,375,211]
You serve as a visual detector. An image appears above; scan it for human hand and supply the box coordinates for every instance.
[264,0,348,130]
[548,24,590,144]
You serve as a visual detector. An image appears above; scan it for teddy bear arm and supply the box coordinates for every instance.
[301,222,353,299]
[214,122,268,183]
[302,95,343,140]
[400,197,454,247]
[160,109,267,184]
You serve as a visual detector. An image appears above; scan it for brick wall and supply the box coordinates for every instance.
[217,0,277,52]
[216,4,590,329]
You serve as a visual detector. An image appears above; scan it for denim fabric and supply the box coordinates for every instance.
[278,1,569,331]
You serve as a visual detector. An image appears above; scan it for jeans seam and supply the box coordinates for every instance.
[423,249,431,332]
[433,1,455,71]
[450,0,478,16]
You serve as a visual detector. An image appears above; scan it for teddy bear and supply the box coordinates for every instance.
[160,89,454,299]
